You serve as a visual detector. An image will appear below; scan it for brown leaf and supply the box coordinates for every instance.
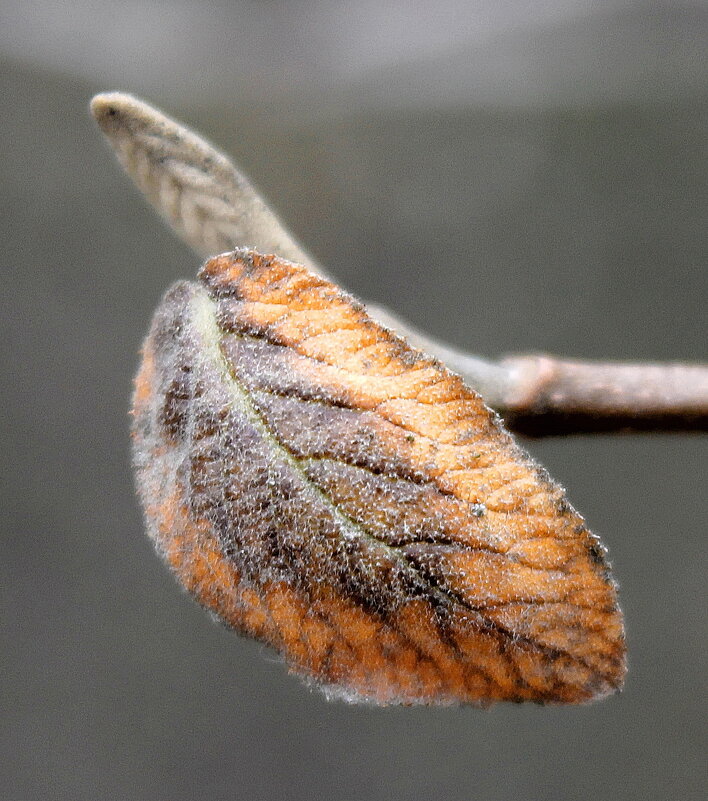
[132,249,626,705]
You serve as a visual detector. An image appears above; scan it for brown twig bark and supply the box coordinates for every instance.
[91,92,708,436]
[500,356,708,435]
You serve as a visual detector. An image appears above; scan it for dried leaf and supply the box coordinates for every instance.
[132,249,626,705]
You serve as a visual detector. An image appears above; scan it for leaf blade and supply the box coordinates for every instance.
[133,250,626,705]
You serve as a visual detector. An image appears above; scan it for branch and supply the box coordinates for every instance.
[500,356,708,435]
[91,92,708,435]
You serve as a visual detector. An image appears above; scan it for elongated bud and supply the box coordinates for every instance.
[91,92,313,265]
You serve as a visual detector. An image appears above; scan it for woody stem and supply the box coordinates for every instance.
[91,92,708,436]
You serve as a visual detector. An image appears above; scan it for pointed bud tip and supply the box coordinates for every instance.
[91,92,127,121]
[90,92,159,135]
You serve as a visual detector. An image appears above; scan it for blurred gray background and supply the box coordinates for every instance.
[1,2,706,800]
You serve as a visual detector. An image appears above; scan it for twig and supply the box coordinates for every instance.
[501,356,708,434]
[91,92,708,435]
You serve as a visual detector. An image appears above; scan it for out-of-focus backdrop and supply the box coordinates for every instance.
[1,2,706,800]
